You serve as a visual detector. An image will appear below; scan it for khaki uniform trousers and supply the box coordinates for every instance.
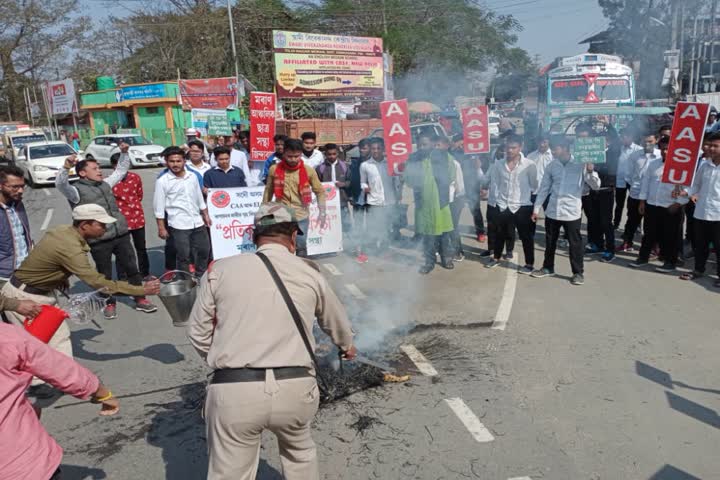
[205,370,320,480]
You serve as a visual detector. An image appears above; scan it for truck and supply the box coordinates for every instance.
[2,128,49,163]
[275,118,383,147]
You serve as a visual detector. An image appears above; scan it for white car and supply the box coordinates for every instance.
[17,141,79,187]
[84,134,164,167]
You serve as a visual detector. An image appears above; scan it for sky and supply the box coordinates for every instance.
[83,0,606,67]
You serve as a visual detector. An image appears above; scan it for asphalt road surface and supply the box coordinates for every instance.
[24,166,719,480]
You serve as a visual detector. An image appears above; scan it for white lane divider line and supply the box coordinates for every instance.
[508,477,532,480]
[42,188,51,197]
[445,397,495,443]
[491,267,518,331]
[400,344,438,377]
[323,263,342,276]
[345,283,366,300]
[41,209,54,231]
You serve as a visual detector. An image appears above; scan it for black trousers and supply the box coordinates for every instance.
[470,195,485,235]
[169,226,210,276]
[614,187,627,229]
[622,196,643,243]
[116,227,150,279]
[490,205,535,266]
[638,204,683,265]
[685,202,697,253]
[450,197,465,255]
[486,204,515,254]
[422,233,453,266]
[693,219,720,275]
[543,217,584,274]
[588,189,615,252]
[90,233,143,305]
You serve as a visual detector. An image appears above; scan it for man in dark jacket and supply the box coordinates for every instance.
[56,142,156,319]
[0,165,32,287]
[316,143,351,234]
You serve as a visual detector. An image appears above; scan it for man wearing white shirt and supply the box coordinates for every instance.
[629,136,688,273]
[619,132,660,251]
[154,147,211,278]
[531,135,601,285]
[678,131,720,285]
[301,132,325,169]
[527,135,553,238]
[614,129,643,230]
[359,138,399,256]
[479,134,538,274]
[187,140,212,176]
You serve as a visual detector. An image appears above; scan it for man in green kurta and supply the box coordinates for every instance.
[405,134,456,274]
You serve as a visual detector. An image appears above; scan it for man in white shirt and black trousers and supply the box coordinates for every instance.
[531,135,601,285]
[478,133,538,274]
[678,131,720,286]
[629,135,688,273]
[154,146,212,279]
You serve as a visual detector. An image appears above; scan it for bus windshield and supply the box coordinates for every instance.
[550,78,631,103]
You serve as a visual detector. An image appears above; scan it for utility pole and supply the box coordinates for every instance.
[381,0,388,35]
[710,0,717,78]
[226,0,241,103]
[679,2,686,94]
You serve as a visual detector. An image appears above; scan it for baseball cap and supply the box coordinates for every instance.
[72,204,117,224]
[254,202,303,235]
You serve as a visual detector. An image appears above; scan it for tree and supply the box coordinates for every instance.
[0,0,89,120]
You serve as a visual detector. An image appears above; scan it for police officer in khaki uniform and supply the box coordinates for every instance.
[188,202,357,480]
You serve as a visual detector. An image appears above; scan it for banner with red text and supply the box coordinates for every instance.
[462,105,490,154]
[179,77,239,109]
[307,183,343,256]
[249,92,276,162]
[380,99,411,176]
[661,102,709,186]
[46,79,78,115]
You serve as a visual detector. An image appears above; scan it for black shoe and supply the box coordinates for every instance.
[419,264,434,274]
[655,262,677,273]
[441,260,454,270]
[628,259,649,268]
[479,250,493,258]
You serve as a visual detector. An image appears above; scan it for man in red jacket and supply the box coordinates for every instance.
[110,154,155,312]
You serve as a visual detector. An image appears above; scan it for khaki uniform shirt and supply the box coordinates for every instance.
[187,243,354,370]
[263,164,326,221]
[0,293,19,312]
[13,225,145,296]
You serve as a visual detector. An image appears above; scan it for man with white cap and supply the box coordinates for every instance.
[0,204,160,409]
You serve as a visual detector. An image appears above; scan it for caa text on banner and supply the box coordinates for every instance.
[380,99,411,176]
[661,102,710,186]
[249,93,276,163]
[462,105,490,154]
[307,182,343,256]
[207,187,265,259]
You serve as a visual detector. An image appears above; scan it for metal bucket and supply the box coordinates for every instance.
[158,271,197,327]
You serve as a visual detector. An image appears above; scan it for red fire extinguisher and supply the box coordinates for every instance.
[23,305,69,343]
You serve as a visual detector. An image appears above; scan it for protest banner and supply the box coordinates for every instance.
[46,79,78,115]
[273,30,384,99]
[179,77,239,109]
[249,93,276,162]
[572,137,607,164]
[308,183,343,256]
[461,105,490,154]
[662,101,710,186]
[207,114,232,136]
[207,187,265,259]
[380,99,411,176]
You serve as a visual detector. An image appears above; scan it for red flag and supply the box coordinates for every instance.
[249,93,276,163]
[380,99,412,175]
[462,106,490,154]
[662,101,710,186]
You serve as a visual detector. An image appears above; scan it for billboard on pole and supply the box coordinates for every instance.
[272,30,384,99]
[47,79,78,115]
[179,77,239,109]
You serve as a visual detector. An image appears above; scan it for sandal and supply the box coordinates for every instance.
[679,271,702,281]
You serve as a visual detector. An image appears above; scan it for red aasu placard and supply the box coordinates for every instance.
[249,92,276,163]
[380,99,411,175]
[462,106,490,154]
[662,102,710,186]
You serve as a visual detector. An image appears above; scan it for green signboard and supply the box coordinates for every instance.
[207,114,232,136]
[572,137,606,164]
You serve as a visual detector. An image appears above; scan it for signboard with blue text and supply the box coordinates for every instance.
[115,84,167,102]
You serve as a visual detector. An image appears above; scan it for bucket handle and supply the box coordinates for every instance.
[158,270,197,283]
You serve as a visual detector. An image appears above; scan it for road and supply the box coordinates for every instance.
[25,166,719,480]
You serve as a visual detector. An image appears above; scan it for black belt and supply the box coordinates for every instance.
[211,367,312,384]
[9,276,51,296]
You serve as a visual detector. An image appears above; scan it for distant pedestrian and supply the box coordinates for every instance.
[615,129,643,230]
[187,140,212,177]
[301,132,325,169]
[203,146,247,189]
[261,135,287,184]
[315,143,351,234]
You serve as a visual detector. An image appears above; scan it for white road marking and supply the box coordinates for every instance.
[40,208,53,231]
[508,477,532,480]
[400,344,438,376]
[42,188,51,197]
[444,397,494,443]
[345,283,366,299]
[491,267,518,331]
[323,263,342,276]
